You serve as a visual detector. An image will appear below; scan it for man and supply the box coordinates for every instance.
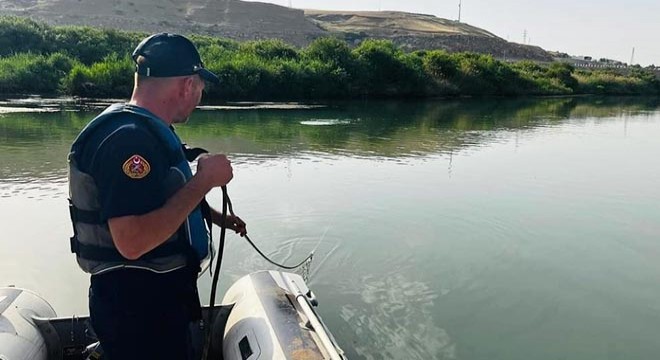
[67,33,245,359]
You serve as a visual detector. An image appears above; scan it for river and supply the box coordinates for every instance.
[1,96,659,359]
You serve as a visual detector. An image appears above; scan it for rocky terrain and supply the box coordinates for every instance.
[306,10,551,61]
[0,0,552,61]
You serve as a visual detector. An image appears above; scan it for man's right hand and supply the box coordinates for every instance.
[197,154,233,188]
[110,153,234,260]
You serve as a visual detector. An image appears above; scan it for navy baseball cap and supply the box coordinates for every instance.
[131,33,220,84]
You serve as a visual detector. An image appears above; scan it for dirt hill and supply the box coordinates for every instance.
[306,10,551,61]
[0,0,325,45]
[0,0,552,61]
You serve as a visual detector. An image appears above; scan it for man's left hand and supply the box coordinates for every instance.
[224,215,247,237]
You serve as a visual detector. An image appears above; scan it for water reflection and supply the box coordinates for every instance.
[142,96,660,159]
[0,96,657,187]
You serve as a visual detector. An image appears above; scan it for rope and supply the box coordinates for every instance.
[243,234,314,270]
[226,191,314,271]
[201,186,315,359]
[201,186,228,360]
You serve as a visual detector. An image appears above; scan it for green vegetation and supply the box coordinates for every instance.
[0,52,77,94]
[61,55,134,97]
[1,16,658,100]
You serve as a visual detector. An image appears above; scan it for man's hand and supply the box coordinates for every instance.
[224,215,247,237]
[196,154,233,188]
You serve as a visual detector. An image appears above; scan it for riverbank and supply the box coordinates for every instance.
[1,16,659,101]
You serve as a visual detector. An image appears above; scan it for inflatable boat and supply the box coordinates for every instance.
[0,271,345,360]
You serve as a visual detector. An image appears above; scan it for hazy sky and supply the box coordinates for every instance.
[247,0,659,66]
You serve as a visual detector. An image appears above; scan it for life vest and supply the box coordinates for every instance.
[68,103,210,275]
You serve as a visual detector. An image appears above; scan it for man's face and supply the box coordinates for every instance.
[173,75,206,124]
[192,75,206,107]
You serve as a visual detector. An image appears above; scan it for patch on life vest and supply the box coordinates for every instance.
[122,155,151,179]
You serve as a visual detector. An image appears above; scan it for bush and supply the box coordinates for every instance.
[190,35,239,54]
[52,26,143,64]
[547,62,578,91]
[574,70,659,95]
[240,39,299,61]
[0,16,52,56]
[352,39,427,97]
[512,61,572,95]
[207,54,274,99]
[304,37,354,70]
[62,54,133,97]
[423,50,459,80]
[451,53,518,95]
[0,52,78,94]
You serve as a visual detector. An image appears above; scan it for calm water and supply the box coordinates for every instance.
[1,97,660,360]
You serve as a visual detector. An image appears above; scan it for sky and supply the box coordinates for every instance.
[246,0,659,66]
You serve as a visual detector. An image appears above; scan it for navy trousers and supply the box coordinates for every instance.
[89,268,198,360]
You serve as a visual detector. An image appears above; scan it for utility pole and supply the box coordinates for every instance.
[523,29,527,44]
[458,0,462,22]
[288,0,292,8]
[630,47,635,65]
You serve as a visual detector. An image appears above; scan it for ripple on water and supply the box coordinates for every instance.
[299,119,353,126]
[0,178,67,200]
[339,272,456,360]
[198,103,326,111]
[226,231,338,282]
[0,106,60,114]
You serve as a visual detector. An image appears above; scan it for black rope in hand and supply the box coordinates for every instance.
[202,186,228,360]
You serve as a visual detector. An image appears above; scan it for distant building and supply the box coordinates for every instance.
[569,55,594,62]
[598,58,624,65]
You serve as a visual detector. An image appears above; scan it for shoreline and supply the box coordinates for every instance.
[1,17,659,101]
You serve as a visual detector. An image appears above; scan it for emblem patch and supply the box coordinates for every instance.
[122,155,151,179]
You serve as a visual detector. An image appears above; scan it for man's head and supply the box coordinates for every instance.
[132,33,219,84]
[130,33,219,123]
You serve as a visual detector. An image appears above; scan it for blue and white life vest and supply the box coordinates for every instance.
[68,103,210,275]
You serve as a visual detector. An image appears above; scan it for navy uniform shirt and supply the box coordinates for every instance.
[78,114,168,222]
[78,112,193,293]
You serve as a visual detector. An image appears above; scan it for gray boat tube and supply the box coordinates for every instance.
[221,271,346,360]
[0,287,56,360]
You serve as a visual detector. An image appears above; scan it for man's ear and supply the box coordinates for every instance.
[179,76,195,97]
